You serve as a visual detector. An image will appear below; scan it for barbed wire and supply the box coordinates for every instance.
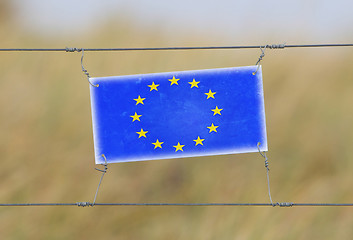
[0,202,353,207]
[0,43,352,52]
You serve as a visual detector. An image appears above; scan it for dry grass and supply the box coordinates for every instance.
[1,17,353,240]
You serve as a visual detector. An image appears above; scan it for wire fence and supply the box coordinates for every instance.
[1,202,353,207]
[0,43,352,52]
[1,42,353,207]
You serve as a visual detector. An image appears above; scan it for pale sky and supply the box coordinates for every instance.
[11,0,353,42]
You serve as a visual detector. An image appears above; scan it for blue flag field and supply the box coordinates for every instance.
[90,66,267,164]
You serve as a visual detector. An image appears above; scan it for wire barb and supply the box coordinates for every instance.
[266,43,286,49]
[276,202,294,207]
[92,154,108,206]
[76,202,93,207]
[65,47,82,53]
[257,142,274,206]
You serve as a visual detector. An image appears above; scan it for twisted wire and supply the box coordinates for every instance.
[1,43,353,52]
[80,49,98,87]
[92,154,108,206]
[0,202,353,207]
[257,142,273,205]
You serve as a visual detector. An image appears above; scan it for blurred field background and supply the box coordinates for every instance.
[1,0,353,239]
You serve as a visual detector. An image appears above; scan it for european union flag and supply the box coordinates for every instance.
[90,66,267,164]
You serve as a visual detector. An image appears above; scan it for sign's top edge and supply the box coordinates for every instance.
[90,65,260,82]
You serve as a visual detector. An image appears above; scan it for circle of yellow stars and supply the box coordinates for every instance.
[130,76,222,152]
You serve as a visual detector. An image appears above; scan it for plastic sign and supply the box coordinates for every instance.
[90,66,267,164]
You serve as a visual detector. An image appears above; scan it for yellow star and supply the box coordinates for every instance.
[205,89,216,99]
[169,76,180,86]
[148,82,159,91]
[130,112,142,122]
[193,136,205,146]
[173,142,185,152]
[152,139,164,149]
[134,95,145,105]
[207,123,219,133]
[188,79,200,88]
[136,128,148,138]
[211,106,223,116]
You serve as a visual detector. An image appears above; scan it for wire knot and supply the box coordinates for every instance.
[252,46,267,75]
[274,202,294,207]
[266,43,286,49]
[257,142,270,171]
[76,202,93,207]
[255,47,266,66]
[264,159,269,169]
[95,154,108,173]
[65,47,82,52]
[253,43,286,75]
